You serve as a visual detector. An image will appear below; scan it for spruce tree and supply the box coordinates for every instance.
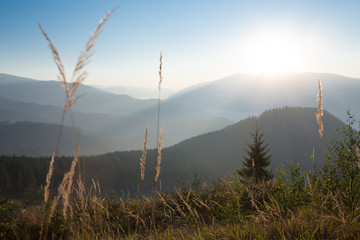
[238,125,272,182]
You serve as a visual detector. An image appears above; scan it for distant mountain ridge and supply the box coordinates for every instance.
[0,73,232,153]
[0,73,223,122]
[168,72,360,121]
[93,84,175,99]
[0,72,356,155]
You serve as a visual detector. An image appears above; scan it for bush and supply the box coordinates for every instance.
[319,111,360,212]
[273,162,310,211]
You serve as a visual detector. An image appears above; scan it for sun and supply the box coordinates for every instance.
[244,29,302,74]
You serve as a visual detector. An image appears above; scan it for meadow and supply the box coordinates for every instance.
[1,7,360,240]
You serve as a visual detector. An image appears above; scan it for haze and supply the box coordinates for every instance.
[1,0,360,90]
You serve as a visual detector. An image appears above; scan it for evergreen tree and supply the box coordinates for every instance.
[238,125,272,182]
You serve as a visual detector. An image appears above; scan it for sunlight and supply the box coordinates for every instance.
[244,29,302,74]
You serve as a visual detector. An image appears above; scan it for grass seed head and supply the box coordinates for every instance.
[316,77,324,139]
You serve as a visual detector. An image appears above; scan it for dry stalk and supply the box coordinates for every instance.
[60,147,80,220]
[140,127,148,183]
[39,6,118,114]
[151,126,164,227]
[158,52,163,91]
[40,153,55,239]
[170,198,186,217]
[44,153,55,204]
[39,7,117,239]
[157,192,176,215]
[154,125,164,187]
[316,77,324,139]
[156,52,163,147]
[192,196,211,211]
[175,189,199,219]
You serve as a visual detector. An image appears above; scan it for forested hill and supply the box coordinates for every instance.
[0,106,344,198]
[162,106,342,184]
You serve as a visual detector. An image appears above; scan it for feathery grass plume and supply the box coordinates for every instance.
[158,52,163,91]
[39,6,118,114]
[156,52,163,147]
[40,153,55,239]
[156,51,163,148]
[39,7,117,239]
[70,6,119,102]
[154,125,164,186]
[39,6,118,158]
[42,148,79,239]
[316,77,324,139]
[140,127,148,193]
[140,127,148,182]
[44,153,55,204]
[60,147,79,220]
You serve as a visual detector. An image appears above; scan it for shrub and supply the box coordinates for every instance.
[319,111,360,213]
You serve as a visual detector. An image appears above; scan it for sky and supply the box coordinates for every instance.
[1,0,360,90]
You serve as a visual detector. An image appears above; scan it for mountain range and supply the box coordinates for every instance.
[0,72,357,156]
[0,73,232,155]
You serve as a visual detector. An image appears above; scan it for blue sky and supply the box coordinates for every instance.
[1,0,360,89]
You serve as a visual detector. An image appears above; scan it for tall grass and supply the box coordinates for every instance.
[316,77,323,139]
[139,127,148,194]
[39,6,117,240]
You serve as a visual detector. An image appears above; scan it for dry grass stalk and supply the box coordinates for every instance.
[40,153,55,239]
[70,6,118,99]
[154,125,164,185]
[156,52,163,149]
[140,127,148,182]
[60,147,80,220]
[44,153,55,204]
[43,148,79,232]
[151,125,163,228]
[316,77,324,139]
[158,52,163,90]
[39,7,117,239]
[39,6,118,114]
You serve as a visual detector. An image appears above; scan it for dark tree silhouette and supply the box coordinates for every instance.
[238,125,272,182]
